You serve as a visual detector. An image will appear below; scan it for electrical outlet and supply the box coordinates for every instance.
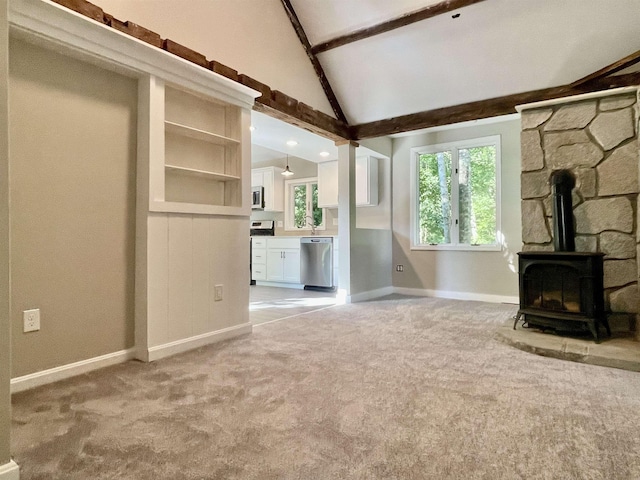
[23,308,40,332]
[395,265,404,272]
[214,284,223,301]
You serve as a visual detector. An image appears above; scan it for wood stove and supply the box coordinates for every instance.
[515,252,610,342]
[515,170,611,342]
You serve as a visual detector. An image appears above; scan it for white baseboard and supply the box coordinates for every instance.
[11,348,136,394]
[393,287,518,305]
[147,323,252,362]
[0,461,19,480]
[348,286,395,303]
[254,281,304,290]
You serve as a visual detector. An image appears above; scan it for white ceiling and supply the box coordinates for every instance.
[291,0,640,125]
[250,111,387,164]
[250,111,338,164]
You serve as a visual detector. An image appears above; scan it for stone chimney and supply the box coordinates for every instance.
[518,88,639,335]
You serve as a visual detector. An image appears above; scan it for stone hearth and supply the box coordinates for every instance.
[518,87,639,338]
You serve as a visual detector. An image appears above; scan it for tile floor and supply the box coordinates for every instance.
[249,285,339,325]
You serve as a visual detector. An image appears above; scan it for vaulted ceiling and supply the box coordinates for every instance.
[285,0,640,137]
[48,0,640,143]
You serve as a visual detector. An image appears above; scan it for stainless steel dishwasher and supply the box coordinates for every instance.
[300,237,334,290]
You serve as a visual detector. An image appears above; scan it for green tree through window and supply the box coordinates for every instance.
[414,136,500,249]
[287,178,324,232]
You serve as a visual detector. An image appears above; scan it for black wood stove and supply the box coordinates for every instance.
[514,170,611,342]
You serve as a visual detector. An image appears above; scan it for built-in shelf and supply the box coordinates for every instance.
[165,164,240,181]
[164,121,240,146]
[161,84,244,210]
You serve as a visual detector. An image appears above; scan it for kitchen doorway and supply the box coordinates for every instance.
[249,285,339,325]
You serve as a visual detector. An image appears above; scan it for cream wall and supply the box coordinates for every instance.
[392,118,522,300]
[0,0,11,468]
[94,0,334,118]
[9,39,137,376]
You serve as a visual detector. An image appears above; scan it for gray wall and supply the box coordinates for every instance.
[392,117,522,300]
[0,0,10,467]
[351,228,392,296]
[10,39,137,376]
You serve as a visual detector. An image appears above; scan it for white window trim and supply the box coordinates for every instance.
[409,135,502,252]
[284,176,326,232]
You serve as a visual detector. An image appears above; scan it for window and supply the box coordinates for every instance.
[410,135,501,250]
[285,177,325,232]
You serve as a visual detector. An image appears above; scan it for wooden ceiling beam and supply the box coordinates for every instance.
[42,0,640,142]
[280,0,349,125]
[311,0,487,55]
[571,49,640,87]
[352,73,640,139]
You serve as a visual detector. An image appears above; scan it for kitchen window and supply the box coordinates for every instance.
[284,177,325,232]
[410,135,501,251]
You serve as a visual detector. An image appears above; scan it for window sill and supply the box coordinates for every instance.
[284,227,327,233]
[410,243,502,252]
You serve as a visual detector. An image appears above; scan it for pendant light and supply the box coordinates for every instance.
[282,155,294,176]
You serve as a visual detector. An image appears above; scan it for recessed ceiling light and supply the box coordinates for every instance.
[319,151,330,157]
[286,140,298,147]
[249,125,255,132]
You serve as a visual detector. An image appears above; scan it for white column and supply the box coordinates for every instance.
[336,140,358,302]
[0,1,19,477]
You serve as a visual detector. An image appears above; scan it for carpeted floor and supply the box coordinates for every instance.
[11,296,640,479]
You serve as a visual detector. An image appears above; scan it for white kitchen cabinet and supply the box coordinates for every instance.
[317,160,338,208]
[317,156,378,208]
[264,237,301,284]
[266,248,300,283]
[251,166,284,211]
[251,237,267,281]
[356,156,378,207]
[251,171,263,188]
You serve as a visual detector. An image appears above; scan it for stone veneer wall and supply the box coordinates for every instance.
[520,89,639,332]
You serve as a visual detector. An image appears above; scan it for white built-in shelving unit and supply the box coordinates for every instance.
[163,85,243,208]
[10,0,260,364]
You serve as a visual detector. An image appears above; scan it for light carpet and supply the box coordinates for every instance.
[11,296,640,479]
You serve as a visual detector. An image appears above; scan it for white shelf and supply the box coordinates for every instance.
[165,121,240,146]
[149,200,247,216]
[165,164,240,182]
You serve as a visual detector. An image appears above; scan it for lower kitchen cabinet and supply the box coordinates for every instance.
[252,236,301,285]
[266,248,300,283]
[251,238,267,281]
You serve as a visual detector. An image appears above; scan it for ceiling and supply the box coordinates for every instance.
[288,0,640,126]
[254,0,640,161]
[251,111,337,164]
[250,111,385,164]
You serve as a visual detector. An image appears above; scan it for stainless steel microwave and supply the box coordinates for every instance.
[251,186,264,210]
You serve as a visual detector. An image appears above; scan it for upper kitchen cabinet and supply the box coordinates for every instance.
[317,156,379,208]
[251,166,284,212]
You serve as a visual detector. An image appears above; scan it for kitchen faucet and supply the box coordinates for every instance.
[306,215,317,235]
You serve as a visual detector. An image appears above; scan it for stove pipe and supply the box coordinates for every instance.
[550,170,576,252]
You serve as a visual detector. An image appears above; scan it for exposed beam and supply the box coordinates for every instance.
[311,0,487,55]
[571,49,640,87]
[352,73,640,139]
[280,0,349,125]
[254,94,350,142]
